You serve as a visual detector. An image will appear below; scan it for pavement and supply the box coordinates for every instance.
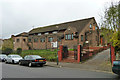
[46,49,112,73]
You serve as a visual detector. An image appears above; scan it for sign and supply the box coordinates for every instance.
[51,41,58,48]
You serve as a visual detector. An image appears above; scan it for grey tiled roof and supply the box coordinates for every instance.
[29,17,95,34]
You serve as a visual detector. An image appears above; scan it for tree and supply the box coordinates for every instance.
[2,38,14,51]
[100,1,120,49]
[3,48,13,55]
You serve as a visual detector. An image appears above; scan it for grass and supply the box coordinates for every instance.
[12,49,57,62]
[68,49,74,51]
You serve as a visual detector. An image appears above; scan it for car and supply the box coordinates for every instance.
[112,60,120,75]
[0,54,7,62]
[19,55,46,67]
[5,54,23,64]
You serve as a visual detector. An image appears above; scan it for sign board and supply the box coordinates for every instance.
[85,41,89,43]
[51,41,58,48]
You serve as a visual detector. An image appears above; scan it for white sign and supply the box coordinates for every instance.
[51,41,58,48]
[85,41,89,43]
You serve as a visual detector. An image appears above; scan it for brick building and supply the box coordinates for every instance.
[13,17,100,50]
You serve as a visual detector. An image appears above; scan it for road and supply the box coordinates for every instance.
[1,62,120,78]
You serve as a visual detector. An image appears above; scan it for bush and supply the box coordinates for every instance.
[3,48,13,55]
[17,48,22,54]
[20,49,57,62]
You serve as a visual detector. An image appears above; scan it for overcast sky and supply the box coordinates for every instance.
[0,0,119,39]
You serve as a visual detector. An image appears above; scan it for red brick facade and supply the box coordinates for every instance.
[13,17,100,50]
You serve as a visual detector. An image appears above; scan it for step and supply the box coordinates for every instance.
[67,56,74,59]
[61,59,77,63]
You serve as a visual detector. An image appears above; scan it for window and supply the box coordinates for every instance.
[58,37,61,42]
[48,37,53,42]
[45,32,49,35]
[89,24,92,29]
[34,38,38,42]
[95,26,98,30]
[68,34,71,40]
[65,34,74,40]
[85,33,87,41]
[24,56,29,60]
[23,39,26,42]
[38,33,41,35]
[65,34,68,40]
[81,35,83,41]
[52,31,57,34]
[28,38,31,42]
[40,38,45,42]
[16,39,20,42]
[71,34,74,40]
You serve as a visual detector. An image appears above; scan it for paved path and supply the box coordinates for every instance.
[84,49,110,65]
[46,49,112,72]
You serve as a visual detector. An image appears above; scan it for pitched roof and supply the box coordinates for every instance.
[15,32,28,37]
[29,17,95,34]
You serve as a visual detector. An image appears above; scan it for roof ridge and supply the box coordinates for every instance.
[31,17,94,30]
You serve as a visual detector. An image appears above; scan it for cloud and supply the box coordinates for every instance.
[1,0,119,39]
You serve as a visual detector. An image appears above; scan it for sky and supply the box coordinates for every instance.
[0,0,119,39]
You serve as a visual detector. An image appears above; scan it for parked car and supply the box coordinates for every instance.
[19,55,46,67]
[0,54,7,62]
[112,60,120,75]
[5,54,23,64]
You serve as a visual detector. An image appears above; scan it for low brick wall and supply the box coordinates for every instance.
[81,45,110,61]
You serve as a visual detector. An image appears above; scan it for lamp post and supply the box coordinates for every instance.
[56,26,59,65]
[56,31,59,65]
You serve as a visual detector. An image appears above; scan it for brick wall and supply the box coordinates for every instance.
[13,19,100,50]
[79,19,99,47]
[14,36,29,50]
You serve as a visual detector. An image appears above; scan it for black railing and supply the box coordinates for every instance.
[73,45,78,60]
[62,46,68,58]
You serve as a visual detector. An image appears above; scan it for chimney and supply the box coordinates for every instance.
[11,35,15,38]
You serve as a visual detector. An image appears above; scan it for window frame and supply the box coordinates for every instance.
[81,35,84,41]
[40,38,45,42]
[44,32,49,35]
[23,38,26,42]
[65,34,74,40]
[71,33,74,40]
[48,37,53,42]
[95,26,98,30]
[68,34,71,40]
[28,38,31,42]
[65,34,68,40]
[16,39,20,42]
[34,38,38,42]
[89,24,92,29]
